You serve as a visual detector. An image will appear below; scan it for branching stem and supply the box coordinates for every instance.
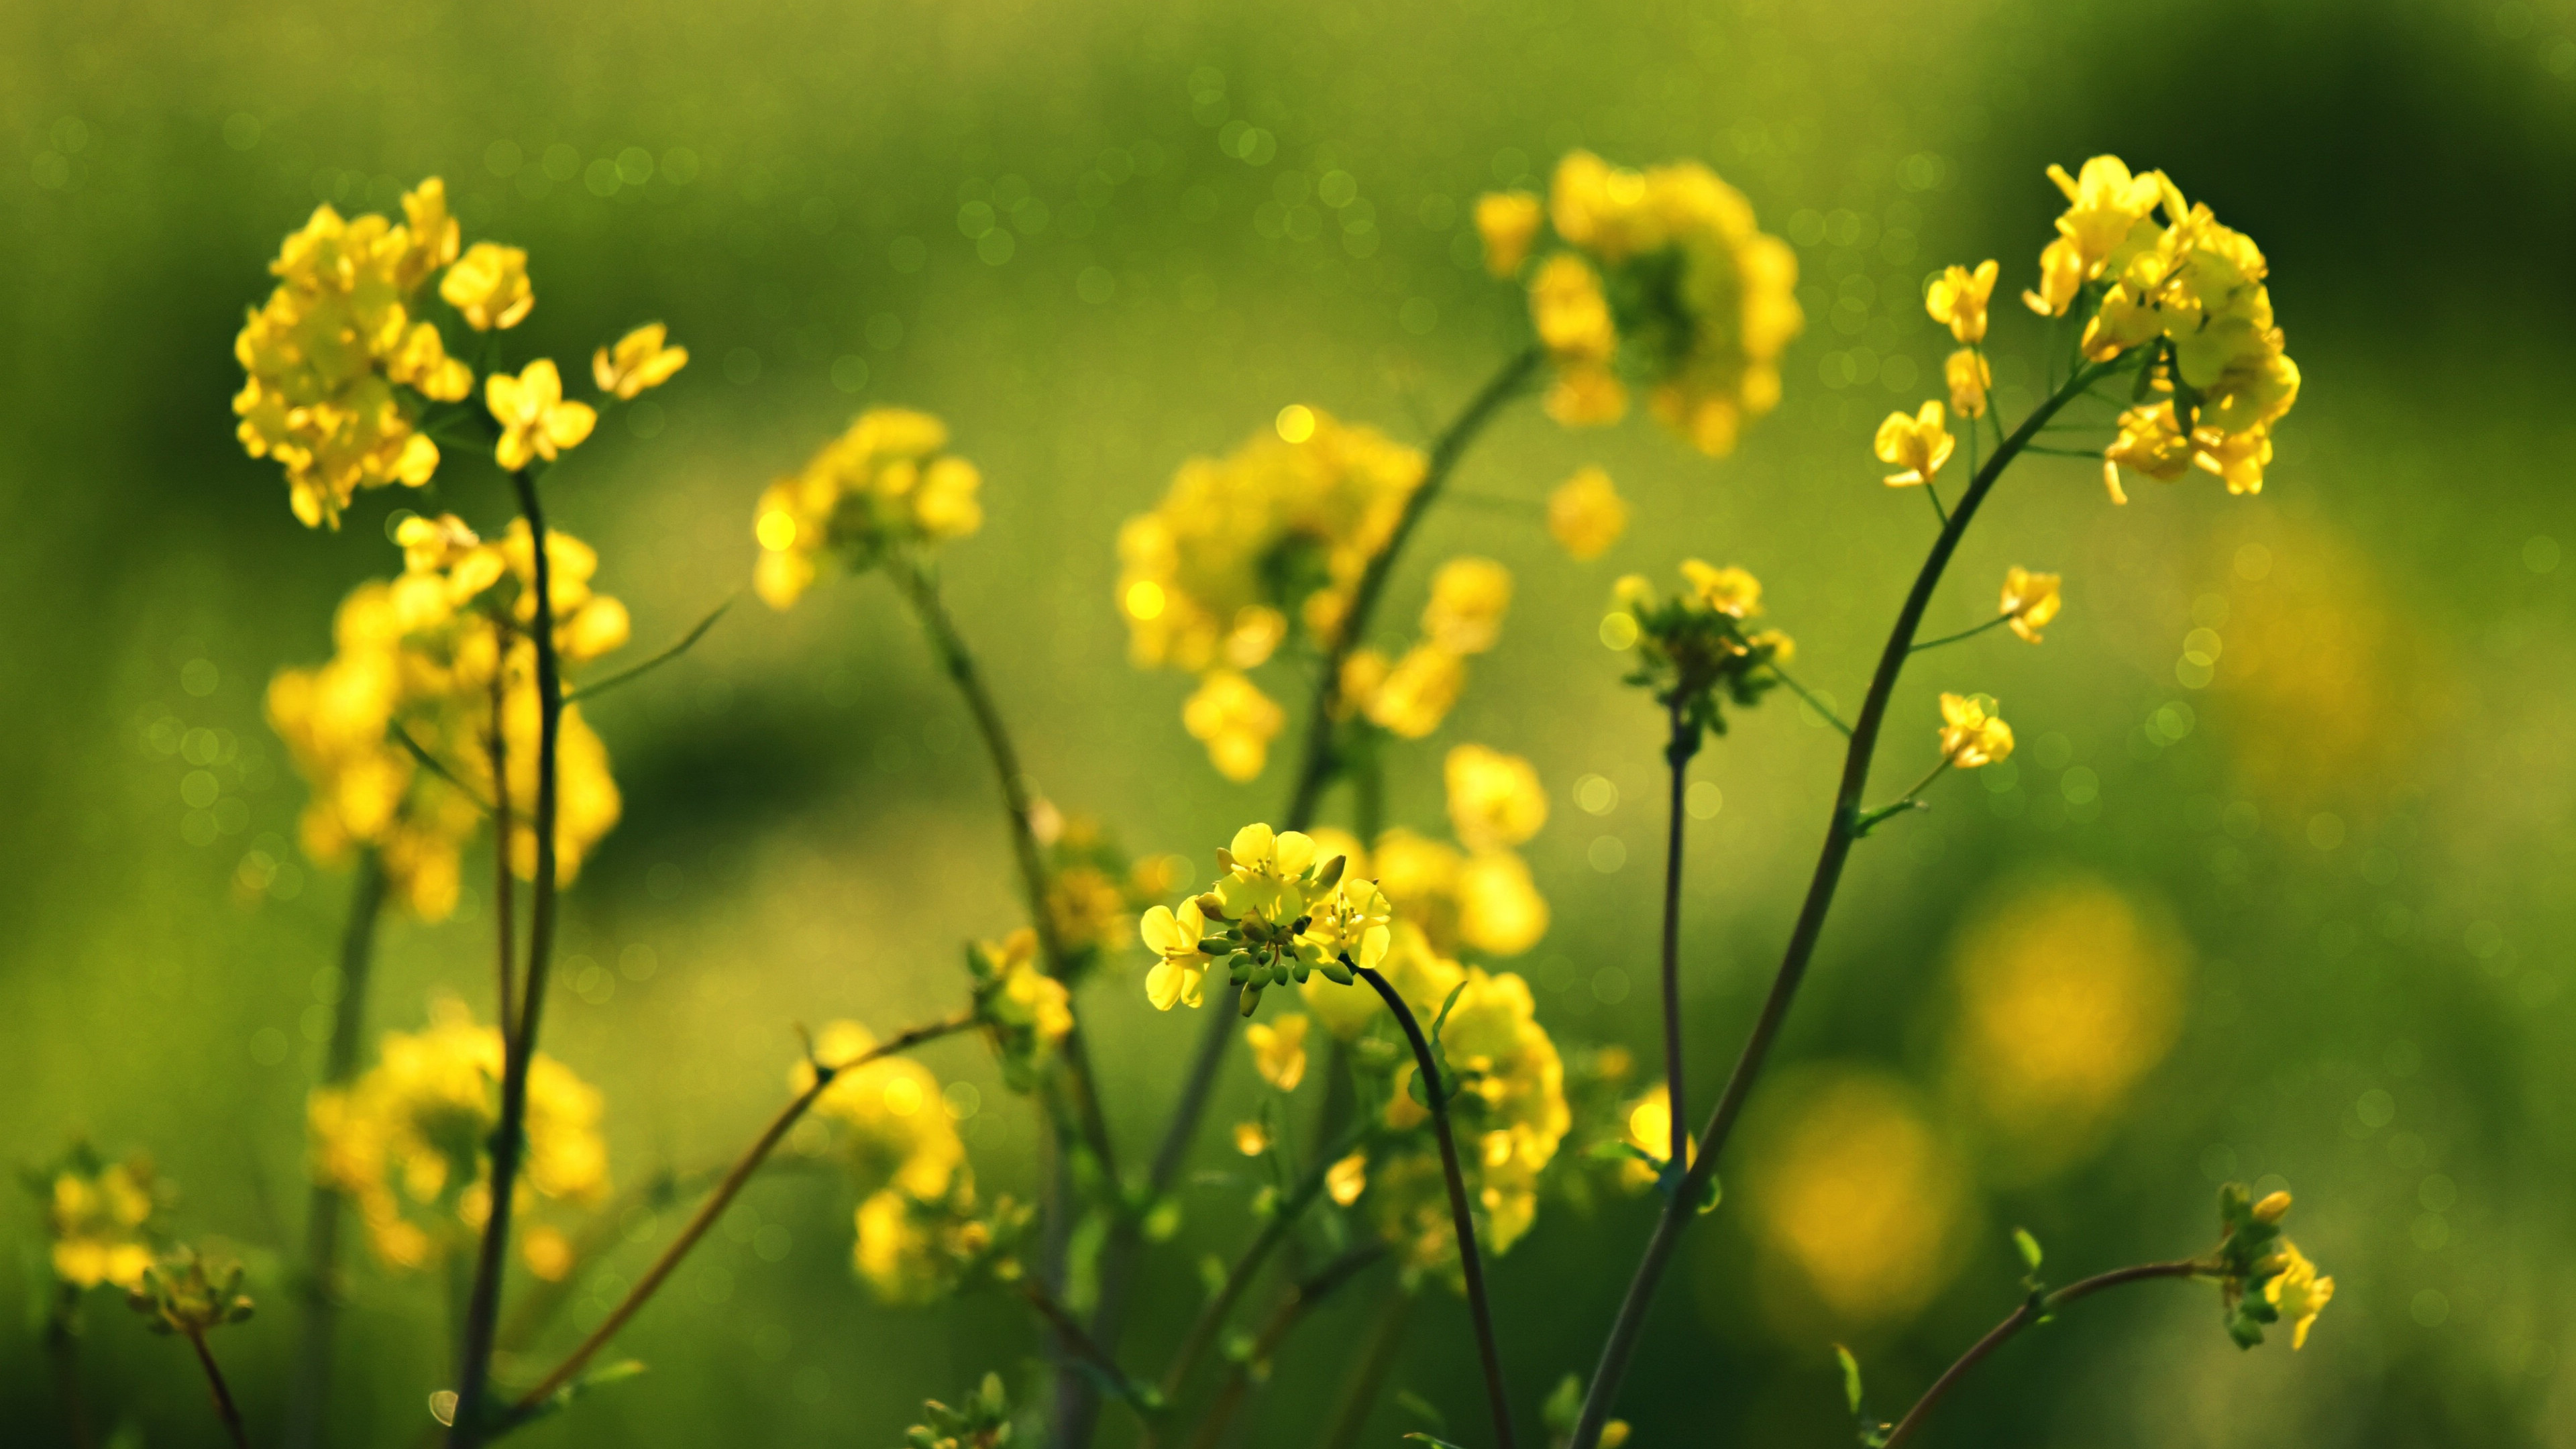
[1880,1260,2205,1448]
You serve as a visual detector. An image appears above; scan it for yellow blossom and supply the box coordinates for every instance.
[591,323,689,398]
[486,359,597,472]
[1457,849,1550,955]
[2265,1240,2334,1350]
[1326,1152,1368,1205]
[1375,967,1567,1267]
[1424,557,1512,656]
[1547,466,1629,561]
[1937,692,2015,768]
[1925,260,1998,343]
[2022,156,2167,317]
[1475,191,1544,277]
[1247,1014,1311,1091]
[1183,669,1285,782]
[851,1179,993,1305]
[1140,896,1215,1011]
[1999,567,2062,643]
[439,241,535,330]
[754,409,986,608]
[1943,347,1990,419]
[1679,559,1763,618]
[798,1021,965,1205]
[1530,252,1626,427]
[1363,643,1466,741]
[1234,1122,1272,1157]
[1446,744,1546,853]
[43,1155,160,1292]
[1875,400,1955,489]
[1619,1084,1696,1189]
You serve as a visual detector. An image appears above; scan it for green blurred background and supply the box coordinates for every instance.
[6,0,2575,1444]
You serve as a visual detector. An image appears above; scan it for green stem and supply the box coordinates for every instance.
[1356,965,1517,1449]
[447,468,566,1447]
[1562,360,2119,1449]
[1919,480,1949,529]
[1182,1245,1388,1449]
[1021,1277,1156,1409]
[1879,1260,2204,1448]
[1764,664,1854,738]
[186,1329,252,1449]
[1656,700,1697,1177]
[46,1286,93,1449]
[1908,613,2015,654]
[562,594,734,703]
[285,850,388,1449]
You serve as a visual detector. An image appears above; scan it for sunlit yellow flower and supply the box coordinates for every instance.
[1618,1084,1696,1189]
[1943,347,1990,419]
[1997,567,2061,643]
[1247,1014,1311,1091]
[1925,260,1998,343]
[2021,156,2167,317]
[1445,745,1546,853]
[1937,692,2014,768]
[1679,559,1762,619]
[1234,1122,1271,1157]
[755,409,985,607]
[1327,1152,1368,1205]
[852,1180,994,1305]
[1874,400,1954,488]
[799,1020,965,1205]
[591,323,689,399]
[439,241,534,330]
[42,1154,160,1292]
[1363,643,1466,741]
[1457,849,1550,956]
[1476,191,1544,278]
[2265,1240,2334,1350]
[1374,967,1567,1268]
[1546,466,1628,561]
[1183,669,1285,782]
[486,359,597,472]
[1140,897,1214,1011]
[1424,557,1513,656]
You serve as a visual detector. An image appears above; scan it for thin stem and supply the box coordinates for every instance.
[1657,700,1697,1177]
[1355,965,1516,1449]
[1317,1288,1415,1449]
[488,667,516,1038]
[1919,480,1949,529]
[1063,347,1540,1449]
[562,595,733,703]
[1880,1260,2204,1448]
[285,851,389,1449]
[1563,359,2120,1449]
[513,1014,975,1411]
[1158,1119,1371,1403]
[448,469,566,1447]
[1022,1277,1155,1409]
[1908,613,2015,654]
[394,723,494,813]
[46,1287,93,1449]
[1765,664,1854,738]
[1183,1245,1387,1449]
[186,1330,252,1449]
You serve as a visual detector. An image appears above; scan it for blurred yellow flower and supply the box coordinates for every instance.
[1925,260,1998,343]
[1475,190,1544,277]
[1375,967,1567,1269]
[1423,557,1513,656]
[1999,567,2061,643]
[799,1020,965,1206]
[1326,1151,1368,1206]
[591,323,689,399]
[1617,1084,1695,1190]
[2266,1241,2334,1349]
[1748,1070,1970,1325]
[1937,692,2013,768]
[1183,669,1285,782]
[1546,466,1629,561]
[43,1154,159,1292]
[755,408,985,608]
[1531,253,1625,427]
[1679,559,1763,619]
[1445,744,1547,853]
[486,359,597,472]
[1234,1122,1271,1157]
[439,240,534,330]
[1247,1013,1310,1091]
[1943,347,1990,419]
[1874,400,1954,489]
[1457,849,1550,956]
[1362,643,1466,741]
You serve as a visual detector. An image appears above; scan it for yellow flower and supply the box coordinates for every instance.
[1531,253,1626,428]
[1446,744,1547,853]
[754,409,987,607]
[43,1155,160,1292]
[1140,897,1215,1011]
[2021,156,2168,317]
[1234,1122,1272,1157]
[1183,670,1285,782]
[852,1181,992,1305]
[1679,559,1763,619]
[1326,1151,1368,1205]
[1925,260,1998,343]
[1374,967,1567,1267]
[1475,191,1544,277]
[1937,692,2014,769]
[591,323,689,399]
[1362,643,1466,740]
[486,359,597,472]
[2265,1240,2334,1350]
[1619,1084,1696,1189]
[1546,466,1628,561]
[1423,557,1512,656]
[439,241,534,330]
[1457,849,1550,956]
[1943,347,1990,419]
[1875,400,1954,489]
[799,1020,965,1205]
[1247,1014,1310,1091]
[1999,567,2061,643]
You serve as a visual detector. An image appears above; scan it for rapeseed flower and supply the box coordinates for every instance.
[2265,1240,2334,1349]
[486,358,597,472]
[439,241,534,331]
[1373,965,1568,1274]
[754,408,985,608]
[1546,467,1629,560]
[1943,348,1991,419]
[1423,557,1513,656]
[1358,643,1467,741]
[1925,260,1998,344]
[1874,401,1954,489]
[1999,567,2062,643]
[1150,824,1389,1014]
[1475,191,1544,277]
[1183,669,1286,782]
[1937,692,2015,768]
[1247,1013,1311,1091]
[969,929,1073,1091]
[39,1148,161,1292]
[592,323,689,399]
[1445,744,1547,853]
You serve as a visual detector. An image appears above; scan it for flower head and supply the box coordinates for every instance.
[755,409,985,608]
[1446,744,1548,853]
[1476,191,1544,278]
[1546,466,1629,561]
[1140,897,1216,1012]
[127,1248,256,1338]
[969,929,1073,1091]
[38,1146,162,1292]
[486,359,597,472]
[439,241,535,331]
[1247,1013,1311,1091]
[1943,347,1992,419]
[1680,559,1763,619]
[1874,400,1955,488]
[1357,643,1467,741]
[1937,692,2015,768]
[1925,260,1998,343]
[2265,1240,2335,1350]
[1156,824,1385,1014]
[1423,557,1513,656]
[1183,670,1286,782]
[1609,564,1789,740]
[592,323,689,399]
[1999,567,2062,643]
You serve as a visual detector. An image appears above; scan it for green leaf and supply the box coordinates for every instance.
[1835,1343,1865,1416]
[1395,1389,1450,1432]
[2013,1227,2044,1273]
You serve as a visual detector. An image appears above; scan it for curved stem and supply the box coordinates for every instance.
[1564,360,2117,1449]
[449,469,566,1446]
[562,594,733,703]
[1183,1244,1387,1449]
[1907,613,2014,655]
[513,1013,975,1412]
[186,1330,252,1449]
[1657,701,1697,1176]
[1356,965,1517,1449]
[1880,1260,2203,1448]
[1062,347,1538,1449]
[1158,1120,1371,1403]
[285,851,388,1449]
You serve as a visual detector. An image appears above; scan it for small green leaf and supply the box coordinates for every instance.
[1835,1343,1865,1416]
[2013,1227,2044,1273]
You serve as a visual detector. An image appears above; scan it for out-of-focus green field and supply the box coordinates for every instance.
[5,0,2574,1444]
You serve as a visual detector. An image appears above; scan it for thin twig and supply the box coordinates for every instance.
[394,724,493,814]
[513,1014,977,1411]
[1764,665,1854,738]
[186,1330,252,1449]
[1022,1277,1156,1409]
[1158,1119,1371,1403]
[562,594,735,703]
[1562,359,2125,1449]
[486,669,515,1039]
[1356,964,1517,1449]
[1907,613,2015,654]
[1183,1244,1389,1449]
[1880,1260,2204,1448]
[1657,699,1697,1177]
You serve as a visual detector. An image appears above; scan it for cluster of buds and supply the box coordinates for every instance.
[127,1247,255,1338]
[1140,824,1391,1016]
[1607,561,1792,742]
[900,1372,1014,1449]
[2212,1183,2334,1350]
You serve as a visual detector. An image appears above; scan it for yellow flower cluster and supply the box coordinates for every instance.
[266,514,628,915]
[754,408,985,609]
[1140,823,1392,1014]
[797,1022,990,1303]
[1118,409,1428,780]
[1373,958,1570,1268]
[1926,260,1998,419]
[233,179,474,528]
[1937,692,2015,769]
[1338,556,1513,742]
[307,1000,609,1279]
[1479,152,1804,455]
[1546,466,1629,561]
[2025,157,2301,499]
[41,1152,160,1291]
[969,928,1075,1091]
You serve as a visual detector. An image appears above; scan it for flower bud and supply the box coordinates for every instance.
[2252,1190,2293,1224]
